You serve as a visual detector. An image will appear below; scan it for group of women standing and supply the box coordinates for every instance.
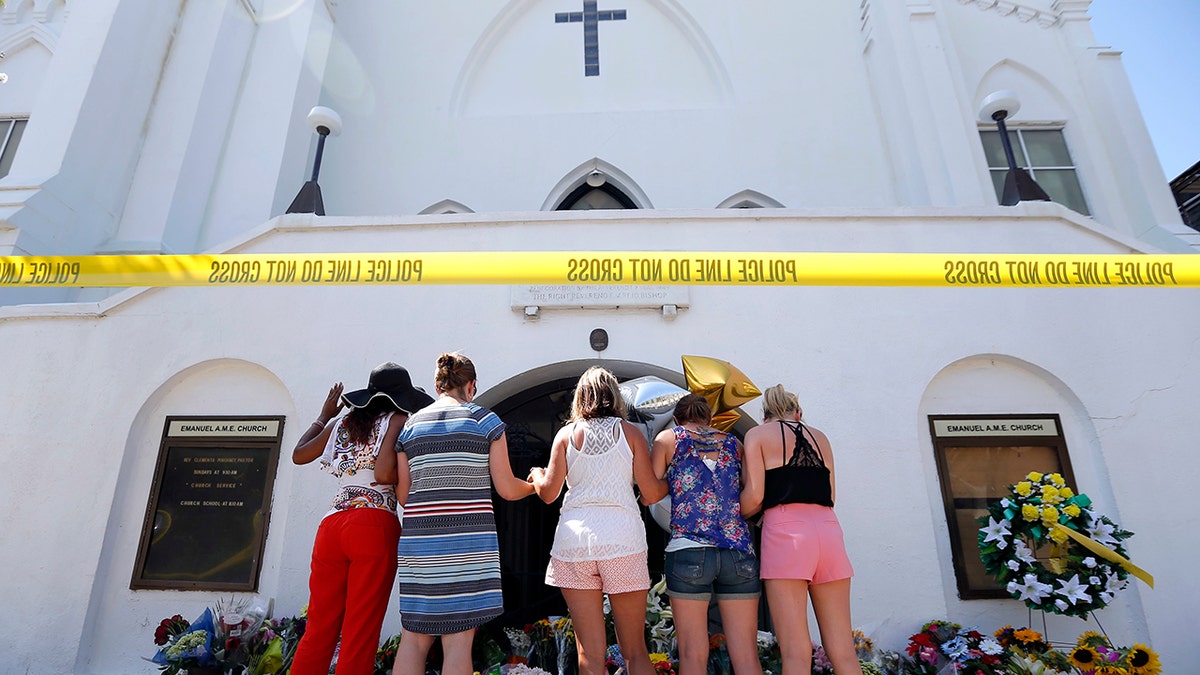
[288,357,862,675]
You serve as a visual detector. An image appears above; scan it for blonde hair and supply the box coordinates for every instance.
[569,367,628,421]
[435,352,476,394]
[762,384,800,421]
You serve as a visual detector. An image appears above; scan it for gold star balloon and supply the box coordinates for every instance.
[681,355,761,431]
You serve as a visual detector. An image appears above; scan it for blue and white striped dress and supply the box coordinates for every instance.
[396,400,506,635]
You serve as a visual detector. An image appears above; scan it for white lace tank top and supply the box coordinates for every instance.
[549,417,648,561]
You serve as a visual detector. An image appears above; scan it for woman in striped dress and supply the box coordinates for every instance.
[391,352,536,675]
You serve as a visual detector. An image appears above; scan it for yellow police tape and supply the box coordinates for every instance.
[0,252,1195,288]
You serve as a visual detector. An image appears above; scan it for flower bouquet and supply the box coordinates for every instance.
[525,618,557,673]
[552,616,577,675]
[978,472,1141,618]
[151,608,219,674]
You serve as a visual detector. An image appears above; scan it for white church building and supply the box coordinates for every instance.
[1,1,1198,672]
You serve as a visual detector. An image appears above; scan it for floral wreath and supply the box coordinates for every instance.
[977,472,1136,618]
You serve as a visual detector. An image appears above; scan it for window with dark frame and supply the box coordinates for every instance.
[979,127,1090,215]
[131,416,284,591]
[0,117,29,179]
[928,414,1076,599]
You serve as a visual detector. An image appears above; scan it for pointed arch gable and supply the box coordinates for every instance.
[0,22,59,56]
[716,189,785,209]
[418,198,475,215]
[541,157,653,210]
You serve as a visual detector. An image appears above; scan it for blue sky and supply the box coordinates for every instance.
[1090,0,1199,179]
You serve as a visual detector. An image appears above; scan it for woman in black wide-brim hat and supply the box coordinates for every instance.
[289,362,433,675]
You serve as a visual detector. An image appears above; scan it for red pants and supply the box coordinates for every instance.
[291,508,401,675]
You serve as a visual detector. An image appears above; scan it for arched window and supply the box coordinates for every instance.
[555,182,638,210]
[543,159,652,211]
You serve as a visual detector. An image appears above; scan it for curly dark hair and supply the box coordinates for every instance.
[342,397,400,445]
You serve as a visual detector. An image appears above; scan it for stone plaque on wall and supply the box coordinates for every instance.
[130,416,284,591]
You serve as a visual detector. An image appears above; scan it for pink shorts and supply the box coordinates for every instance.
[545,552,651,594]
[760,503,854,584]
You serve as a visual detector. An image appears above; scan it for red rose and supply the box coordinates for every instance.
[154,626,169,645]
[225,637,241,652]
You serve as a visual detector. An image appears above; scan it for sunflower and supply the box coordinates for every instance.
[1076,631,1109,648]
[1126,644,1162,675]
[1069,645,1100,670]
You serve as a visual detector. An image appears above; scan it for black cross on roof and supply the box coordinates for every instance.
[555,0,627,77]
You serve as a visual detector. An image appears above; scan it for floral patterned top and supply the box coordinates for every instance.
[665,426,754,553]
[320,412,398,519]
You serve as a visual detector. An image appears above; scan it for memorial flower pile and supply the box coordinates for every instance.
[149,600,304,675]
[904,620,1007,674]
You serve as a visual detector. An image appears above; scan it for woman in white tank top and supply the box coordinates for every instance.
[530,367,668,675]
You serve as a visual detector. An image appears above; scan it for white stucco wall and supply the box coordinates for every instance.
[1,208,1196,672]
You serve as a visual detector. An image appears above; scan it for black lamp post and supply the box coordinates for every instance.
[979,91,1050,206]
[286,106,342,216]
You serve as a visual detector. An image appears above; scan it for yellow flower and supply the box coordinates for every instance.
[1069,646,1099,670]
[1015,481,1033,497]
[1127,643,1162,675]
[1076,631,1108,648]
[1027,471,1044,482]
[649,653,670,664]
[1048,473,1065,486]
[1049,527,1069,543]
[1063,504,1082,517]
[1040,506,1059,524]
[1040,485,1060,503]
[1021,504,1040,521]
[1060,487,1074,498]
[1013,628,1042,644]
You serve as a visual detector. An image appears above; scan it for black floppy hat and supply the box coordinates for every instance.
[341,362,434,414]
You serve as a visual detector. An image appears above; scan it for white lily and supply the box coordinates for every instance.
[1012,573,1053,603]
[1055,574,1092,605]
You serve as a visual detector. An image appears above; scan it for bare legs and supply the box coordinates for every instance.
[809,580,862,675]
[671,596,763,675]
[562,588,654,675]
[669,597,709,675]
[392,628,476,675]
[718,598,764,675]
[765,579,862,675]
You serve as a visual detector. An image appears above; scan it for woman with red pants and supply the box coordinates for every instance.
[290,362,433,675]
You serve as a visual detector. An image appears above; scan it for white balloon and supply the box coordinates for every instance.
[649,495,672,532]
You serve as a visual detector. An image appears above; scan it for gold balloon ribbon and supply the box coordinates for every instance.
[1050,523,1154,588]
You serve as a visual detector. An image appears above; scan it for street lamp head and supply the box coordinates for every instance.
[978,90,1021,123]
[306,106,342,137]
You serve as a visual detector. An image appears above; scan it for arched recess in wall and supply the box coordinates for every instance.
[0,22,59,56]
[77,359,296,655]
[419,199,475,215]
[475,358,755,626]
[542,157,652,210]
[975,58,1072,126]
[449,0,732,117]
[716,189,785,209]
[917,353,1143,614]
[973,59,1094,216]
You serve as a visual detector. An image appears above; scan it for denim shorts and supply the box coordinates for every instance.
[665,547,761,601]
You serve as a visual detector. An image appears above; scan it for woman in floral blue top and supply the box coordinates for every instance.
[650,394,761,675]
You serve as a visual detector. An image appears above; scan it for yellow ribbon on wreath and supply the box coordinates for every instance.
[1050,523,1154,589]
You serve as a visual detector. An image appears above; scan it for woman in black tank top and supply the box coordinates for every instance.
[742,385,863,675]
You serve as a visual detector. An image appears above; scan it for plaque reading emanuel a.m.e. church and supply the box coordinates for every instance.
[131,416,284,591]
